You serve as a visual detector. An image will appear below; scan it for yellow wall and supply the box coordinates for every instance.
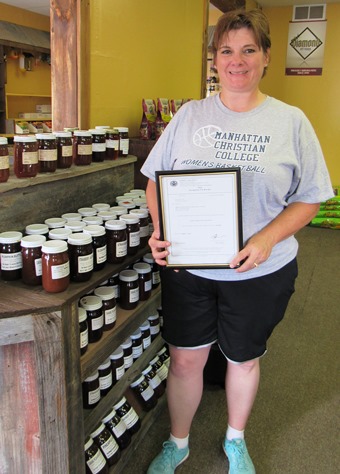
[0,2,51,117]
[261,4,340,185]
[89,0,205,136]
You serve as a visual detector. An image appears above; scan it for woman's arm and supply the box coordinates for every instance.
[145,179,171,266]
[230,201,320,272]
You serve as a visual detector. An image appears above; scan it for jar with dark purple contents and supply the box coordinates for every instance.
[119,269,139,310]
[36,133,57,173]
[130,374,157,411]
[68,233,94,282]
[55,131,73,168]
[89,128,106,162]
[83,225,107,271]
[113,397,141,435]
[84,437,108,474]
[0,231,23,281]
[133,262,152,301]
[82,371,101,409]
[98,359,113,397]
[105,219,127,264]
[80,295,104,343]
[110,347,125,385]
[93,286,116,331]
[74,130,92,165]
[119,214,140,256]
[90,423,120,467]
[130,208,150,248]
[101,408,131,450]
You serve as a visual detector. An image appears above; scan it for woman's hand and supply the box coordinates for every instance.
[148,230,171,266]
[229,232,274,273]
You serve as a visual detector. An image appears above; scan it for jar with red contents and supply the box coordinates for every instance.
[0,137,9,183]
[21,234,46,286]
[13,136,38,178]
[36,133,57,173]
[41,240,70,293]
[73,130,92,165]
[0,231,23,281]
[55,131,73,168]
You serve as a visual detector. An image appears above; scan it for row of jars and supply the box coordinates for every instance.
[85,396,140,473]
[0,126,129,182]
[79,283,161,354]
[82,335,169,410]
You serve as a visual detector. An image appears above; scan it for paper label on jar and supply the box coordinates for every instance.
[34,258,42,276]
[142,335,151,350]
[144,280,152,292]
[105,307,116,325]
[0,252,22,270]
[116,240,127,257]
[141,384,155,402]
[120,138,129,154]
[129,231,140,248]
[121,407,139,429]
[115,364,125,380]
[99,372,113,390]
[106,139,119,149]
[51,261,70,280]
[132,343,143,359]
[111,418,127,437]
[86,448,106,474]
[140,225,149,238]
[80,328,88,349]
[96,245,107,264]
[150,323,160,335]
[61,145,73,157]
[78,253,94,273]
[39,149,57,162]
[123,353,133,369]
[156,364,169,381]
[22,151,38,165]
[77,144,92,155]
[129,287,139,303]
[91,313,104,331]
[147,373,162,389]
[92,142,106,152]
[152,271,161,285]
[88,387,100,405]
[100,435,119,458]
[0,155,9,170]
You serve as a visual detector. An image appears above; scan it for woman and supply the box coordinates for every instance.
[142,9,333,474]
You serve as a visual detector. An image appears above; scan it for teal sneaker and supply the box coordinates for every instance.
[147,440,189,473]
[223,438,255,474]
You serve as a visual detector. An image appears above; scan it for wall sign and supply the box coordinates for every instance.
[285,20,327,76]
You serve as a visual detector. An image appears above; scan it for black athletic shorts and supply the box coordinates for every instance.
[160,259,298,363]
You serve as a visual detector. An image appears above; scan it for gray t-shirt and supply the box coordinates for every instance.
[141,94,333,281]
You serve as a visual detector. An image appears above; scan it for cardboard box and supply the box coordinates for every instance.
[36,104,51,114]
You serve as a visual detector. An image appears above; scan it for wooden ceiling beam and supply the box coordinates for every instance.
[210,0,246,13]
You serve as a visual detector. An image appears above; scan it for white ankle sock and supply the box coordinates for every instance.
[169,433,189,449]
[226,425,245,441]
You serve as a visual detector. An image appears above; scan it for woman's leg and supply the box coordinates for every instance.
[167,344,212,438]
[225,357,260,430]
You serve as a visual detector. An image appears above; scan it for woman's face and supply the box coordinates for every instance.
[215,27,270,95]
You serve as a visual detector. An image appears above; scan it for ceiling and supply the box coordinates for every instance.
[1,0,339,17]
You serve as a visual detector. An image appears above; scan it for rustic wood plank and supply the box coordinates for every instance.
[0,315,34,345]
[51,0,78,131]
[33,311,69,474]
[0,339,42,474]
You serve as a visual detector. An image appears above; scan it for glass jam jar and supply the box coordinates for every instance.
[73,130,92,165]
[0,137,9,183]
[79,306,88,356]
[113,397,141,435]
[148,313,161,341]
[21,234,46,285]
[82,371,101,409]
[133,262,152,301]
[45,217,66,229]
[83,225,107,271]
[80,295,104,343]
[54,131,73,168]
[119,269,139,310]
[41,240,70,293]
[143,252,161,289]
[25,223,49,238]
[67,233,93,282]
[98,359,113,397]
[140,320,151,350]
[130,374,157,412]
[105,129,120,160]
[13,135,38,178]
[130,208,150,248]
[130,329,143,361]
[93,286,116,331]
[89,129,106,162]
[105,219,127,264]
[92,202,110,213]
[0,231,23,281]
[121,337,133,370]
[48,228,72,241]
[115,127,129,157]
[109,347,125,385]
[142,364,165,398]
[149,355,168,385]
[101,408,131,450]
[36,133,57,173]
[119,214,140,256]
[90,423,120,467]
[84,437,108,474]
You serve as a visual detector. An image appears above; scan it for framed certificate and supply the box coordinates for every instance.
[156,168,243,268]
